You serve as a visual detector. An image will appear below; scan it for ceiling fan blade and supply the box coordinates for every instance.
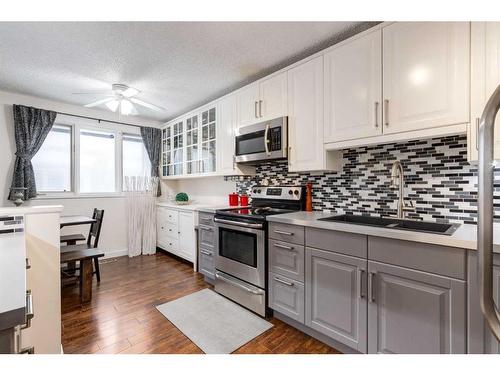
[122,87,140,98]
[84,97,115,108]
[129,98,164,112]
[72,91,114,95]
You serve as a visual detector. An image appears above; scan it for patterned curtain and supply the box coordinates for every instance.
[9,105,57,201]
[140,126,162,197]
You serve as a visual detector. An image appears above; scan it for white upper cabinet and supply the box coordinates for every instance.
[236,83,260,128]
[382,22,470,134]
[259,72,287,121]
[324,29,383,143]
[469,22,500,162]
[217,94,237,174]
[288,56,341,172]
[237,72,287,127]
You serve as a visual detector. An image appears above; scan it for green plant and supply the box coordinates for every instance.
[175,192,189,202]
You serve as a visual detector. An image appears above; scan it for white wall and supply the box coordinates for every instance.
[161,177,236,206]
[0,90,161,258]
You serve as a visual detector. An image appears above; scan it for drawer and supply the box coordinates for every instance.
[368,237,466,280]
[158,237,179,254]
[199,225,215,249]
[199,247,215,279]
[158,207,178,224]
[269,223,305,245]
[159,222,179,239]
[306,227,367,258]
[198,213,215,227]
[268,272,305,324]
[269,240,305,282]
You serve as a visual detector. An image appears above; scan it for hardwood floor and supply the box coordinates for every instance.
[61,251,340,354]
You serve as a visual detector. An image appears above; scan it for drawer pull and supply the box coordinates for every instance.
[274,243,294,250]
[200,250,213,256]
[21,290,34,330]
[274,230,293,236]
[199,225,213,231]
[274,277,294,287]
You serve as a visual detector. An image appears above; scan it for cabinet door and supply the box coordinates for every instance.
[305,248,368,353]
[269,272,305,323]
[324,29,382,143]
[467,253,500,353]
[382,22,469,134]
[367,260,466,354]
[259,72,287,121]
[178,211,195,262]
[217,95,237,174]
[237,83,260,127]
[287,56,326,172]
[469,22,500,162]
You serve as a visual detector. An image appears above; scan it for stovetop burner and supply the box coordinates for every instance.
[215,185,306,222]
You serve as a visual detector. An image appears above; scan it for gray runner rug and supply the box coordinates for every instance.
[155,288,273,354]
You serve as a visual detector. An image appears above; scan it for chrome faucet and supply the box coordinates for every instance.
[389,160,414,219]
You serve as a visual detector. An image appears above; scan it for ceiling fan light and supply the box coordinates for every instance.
[105,99,120,112]
[122,87,140,98]
[120,99,134,115]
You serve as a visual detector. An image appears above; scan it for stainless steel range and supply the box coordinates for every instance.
[214,185,305,316]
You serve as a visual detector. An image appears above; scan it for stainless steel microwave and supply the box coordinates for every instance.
[234,117,288,164]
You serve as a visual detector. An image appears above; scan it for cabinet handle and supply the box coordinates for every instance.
[200,250,213,256]
[254,101,258,118]
[274,243,294,250]
[21,290,34,330]
[273,229,293,236]
[358,269,365,299]
[368,272,376,302]
[25,258,31,270]
[274,277,294,287]
[476,117,480,151]
[374,102,379,128]
[384,99,389,127]
[259,100,263,117]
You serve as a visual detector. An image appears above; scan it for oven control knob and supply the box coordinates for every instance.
[253,189,257,194]
[294,190,300,195]
[257,189,262,193]
[288,190,293,195]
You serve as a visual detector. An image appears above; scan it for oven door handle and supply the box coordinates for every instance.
[264,123,271,156]
[215,271,264,295]
[214,217,264,229]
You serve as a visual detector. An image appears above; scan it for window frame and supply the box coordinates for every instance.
[34,114,149,199]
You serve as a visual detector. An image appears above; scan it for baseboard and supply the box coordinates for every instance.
[272,311,361,354]
[103,248,128,259]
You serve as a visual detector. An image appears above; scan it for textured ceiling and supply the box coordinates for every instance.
[0,22,375,121]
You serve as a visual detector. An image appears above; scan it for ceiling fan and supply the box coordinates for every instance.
[73,83,164,116]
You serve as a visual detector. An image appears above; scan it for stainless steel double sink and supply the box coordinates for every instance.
[318,214,461,236]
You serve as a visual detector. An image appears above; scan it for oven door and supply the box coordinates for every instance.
[214,217,265,289]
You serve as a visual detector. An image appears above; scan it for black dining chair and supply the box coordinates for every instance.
[60,209,105,282]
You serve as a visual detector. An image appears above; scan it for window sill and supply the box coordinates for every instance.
[33,192,126,200]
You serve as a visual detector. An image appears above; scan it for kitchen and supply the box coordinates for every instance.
[0,4,500,369]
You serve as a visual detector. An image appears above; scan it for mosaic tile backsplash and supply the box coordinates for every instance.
[227,135,498,225]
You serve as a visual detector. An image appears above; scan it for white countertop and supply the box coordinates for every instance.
[156,201,247,213]
[0,205,64,216]
[267,211,500,253]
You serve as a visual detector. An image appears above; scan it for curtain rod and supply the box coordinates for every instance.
[56,111,149,129]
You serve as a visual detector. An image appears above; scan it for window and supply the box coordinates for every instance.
[32,116,156,197]
[79,129,116,193]
[32,125,72,192]
[122,134,151,186]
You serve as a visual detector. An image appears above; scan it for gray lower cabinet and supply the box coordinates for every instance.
[367,260,466,354]
[269,240,305,282]
[198,213,216,283]
[305,247,368,353]
[467,253,500,353]
[269,272,305,323]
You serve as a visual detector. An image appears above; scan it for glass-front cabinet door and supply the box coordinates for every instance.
[201,107,216,173]
[185,114,199,174]
[161,104,217,178]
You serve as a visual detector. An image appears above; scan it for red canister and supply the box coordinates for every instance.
[229,192,239,206]
[239,194,249,207]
